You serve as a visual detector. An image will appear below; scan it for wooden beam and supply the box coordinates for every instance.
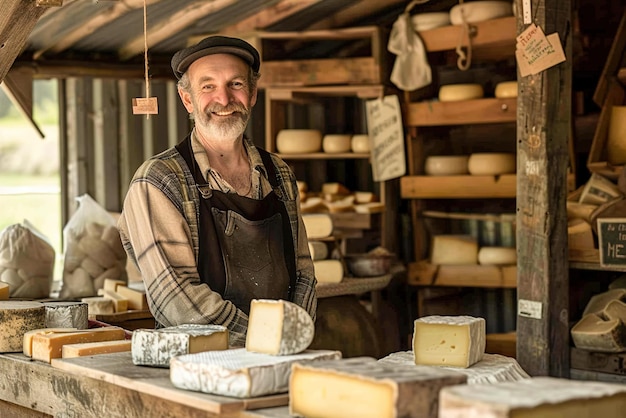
[516,0,572,377]
[0,67,45,138]
[306,0,406,31]
[220,0,322,35]
[118,0,236,60]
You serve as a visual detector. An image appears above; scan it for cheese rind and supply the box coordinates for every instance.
[246,299,314,356]
[62,339,131,358]
[289,357,467,418]
[413,316,486,368]
[170,348,341,398]
[81,296,114,315]
[23,328,78,357]
[43,301,89,329]
[31,326,126,362]
[132,324,228,367]
[438,376,626,418]
[430,235,478,265]
[570,313,626,352]
[0,301,46,352]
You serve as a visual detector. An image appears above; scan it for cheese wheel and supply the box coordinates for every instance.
[411,12,451,31]
[0,301,46,353]
[322,134,352,154]
[449,1,513,25]
[438,84,484,102]
[313,259,344,283]
[607,106,626,165]
[467,153,515,175]
[424,155,469,176]
[302,214,334,239]
[478,247,517,265]
[431,235,478,265]
[276,129,322,154]
[350,134,370,153]
[308,241,328,261]
[495,81,518,98]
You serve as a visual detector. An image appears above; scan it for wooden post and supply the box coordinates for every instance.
[516,0,572,377]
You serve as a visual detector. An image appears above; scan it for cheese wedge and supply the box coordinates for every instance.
[570,313,626,352]
[131,324,228,367]
[62,339,132,358]
[170,348,341,398]
[103,289,129,313]
[430,235,478,265]
[313,259,344,283]
[0,282,8,299]
[603,299,626,322]
[439,377,626,418]
[103,278,126,293]
[23,328,78,357]
[413,316,486,368]
[582,289,626,316]
[302,214,334,239]
[289,357,467,418]
[43,301,89,329]
[0,301,46,353]
[246,299,314,356]
[115,285,148,310]
[81,296,115,315]
[32,326,126,362]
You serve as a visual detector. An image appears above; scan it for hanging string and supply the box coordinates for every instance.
[142,0,151,118]
[456,0,473,71]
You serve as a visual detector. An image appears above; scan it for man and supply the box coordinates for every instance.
[117,36,317,346]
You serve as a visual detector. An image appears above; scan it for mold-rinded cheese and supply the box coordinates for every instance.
[302,214,334,239]
[430,235,478,265]
[438,84,484,102]
[115,285,148,310]
[246,299,314,356]
[378,352,529,384]
[0,282,8,299]
[81,296,115,315]
[23,328,77,357]
[43,301,89,329]
[32,326,126,363]
[102,289,129,312]
[467,153,516,175]
[603,299,626,322]
[0,301,46,352]
[438,376,626,418]
[570,313,626,352]
[477,247,517,266]
[313,259,344,283]
[132,324,228,367]
[494,81,518,98]
[308,241,328,261]
[582,289,626,316]
[289,356,467,418]
[276,129,323,154]
[413,316,486,368]
[170,348,341,398]
[62,339,131,358]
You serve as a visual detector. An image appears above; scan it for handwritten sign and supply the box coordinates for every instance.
[365,95,406,182]
[132,97,159,115]
[515,23,566,77]
[597,218,626,267]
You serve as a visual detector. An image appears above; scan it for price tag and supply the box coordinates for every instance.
[132,97,159,115]
[518,299,542,319]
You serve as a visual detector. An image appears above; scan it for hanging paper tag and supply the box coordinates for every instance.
[365,95,406,182]
[522,0,532,24]
[515,24,566,76]
[132,97,159,115]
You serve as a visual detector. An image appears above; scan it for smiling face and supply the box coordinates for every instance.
[178,53,258,144]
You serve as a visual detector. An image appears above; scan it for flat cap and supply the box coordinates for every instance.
[171,35,260,80]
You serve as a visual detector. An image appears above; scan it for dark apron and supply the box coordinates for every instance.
[176,135,296,315]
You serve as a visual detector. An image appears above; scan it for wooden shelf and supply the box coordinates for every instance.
[403,97,517,127]
[400,174,516,199]
[570,348,626,383]
[407,260,516,289]
[278,152,370,160]
[265,85,386,100]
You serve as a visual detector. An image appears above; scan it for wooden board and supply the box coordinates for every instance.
[402,98,517,127]
[400,174,516,199]
[239,406,291,418]
[50,352,288,414]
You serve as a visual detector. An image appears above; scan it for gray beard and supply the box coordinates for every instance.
[193,108,249,141]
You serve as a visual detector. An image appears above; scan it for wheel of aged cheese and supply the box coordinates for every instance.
[467,153,515,175]
[424,155,469,176]
[351,134,370,153]
[449,1,513,25]
[411,12,451,31]
[276,129,322,154]
[478,247,517,265]
[438,84,484,102]
[322,134,352,154]
[494,81,518,98]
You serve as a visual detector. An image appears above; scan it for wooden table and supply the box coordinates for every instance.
[0,352,287,418]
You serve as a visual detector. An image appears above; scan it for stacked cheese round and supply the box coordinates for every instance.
[351,134,370,153]
[449,1,513,25]
[478,247,517,265]
[495,81,518,98]
[425,155,469,176]
[411,12,451,31]
[439,84,484,102]
[276,129,322,154]
[467,153,515,175]
[322,134,352,154]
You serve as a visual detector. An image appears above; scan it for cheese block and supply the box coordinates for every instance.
[246,299,314,355]
[354,202,385,214]
[276,129,322,154]
[379,352,529,384]
[62,339,132,358]
[23,328,77,357]
[354,191,377,204]
[582,288,626,316]
[322,134,352,154]
[103,278,126,293]
[0,282,8,299]
[413,316,486,368]
[132,323,228,367]
[308,241,328,261]
[0,301,46,352]
[302,214,334,239]
[321,182,350,195]
[607,105,626,165]
[289,356,467,418]
[313,259,344,283]
[32,326,126,362]
[115,285,148,310]
[467,153,515,175]
[81,296,114,315]
[438,84,484,102]
[351,134,370,153]
[477,247,517,266]
[424,156,469,176]
[430,235,478,265]
[449,1,513,25]
[570,313,626,352]
[103,289,129,312]
[43,301,89,329]
[438,376,626,418]
[603,299,626,322]
[170,348,341,398]
[494,81,518,98]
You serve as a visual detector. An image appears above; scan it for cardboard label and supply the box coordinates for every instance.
[132,97,159,115]
[598,218,626,267]
[516,24,566,76]
[518,299,542,319]
[365,95,406,182]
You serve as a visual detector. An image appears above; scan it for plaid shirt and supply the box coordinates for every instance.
[117,131,317,346]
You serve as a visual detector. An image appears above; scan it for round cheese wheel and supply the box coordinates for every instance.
[607,106,626,165]
[449,1,513,25]
[438,84,484,102]
[478,247,517,265]
[495,81,518,98]
[322,134,352,154]
[411,12,451,31]
[351,134,370,153]
[424,155,469,176]
[276,129,322,154]
[468,153,515,175]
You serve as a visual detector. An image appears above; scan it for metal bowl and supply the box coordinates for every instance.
[345,254,394,277]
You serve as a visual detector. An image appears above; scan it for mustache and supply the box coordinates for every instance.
[205,103,248,114]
